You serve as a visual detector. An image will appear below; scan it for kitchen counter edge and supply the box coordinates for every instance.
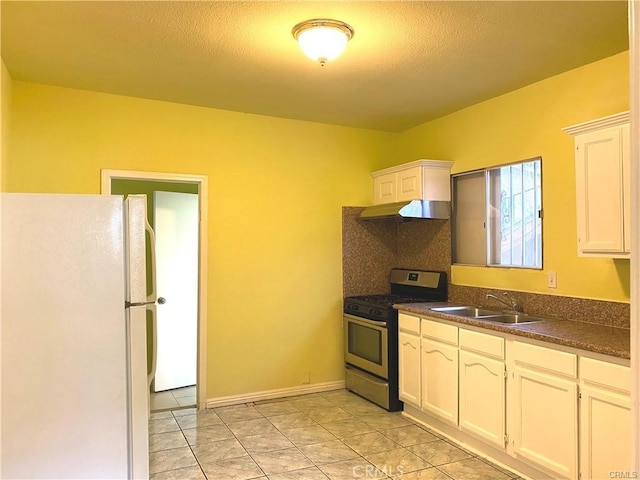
[395,302,630,360]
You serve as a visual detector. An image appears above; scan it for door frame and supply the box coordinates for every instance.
[101,169,208,409]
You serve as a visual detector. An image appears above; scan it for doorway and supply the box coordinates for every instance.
[101,170,208,411]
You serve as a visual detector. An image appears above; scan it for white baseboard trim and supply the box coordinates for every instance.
[204,380,346,409]
[403,405,546,480]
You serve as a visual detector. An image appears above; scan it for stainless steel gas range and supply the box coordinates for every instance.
[343,269,447,411]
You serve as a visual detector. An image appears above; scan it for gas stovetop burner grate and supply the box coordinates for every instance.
[343,295,443,322]
[343,269,448,322]
[347,294,432,305]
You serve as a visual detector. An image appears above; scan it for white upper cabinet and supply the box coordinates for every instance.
[563,112,630,257]
[372,160,453,205]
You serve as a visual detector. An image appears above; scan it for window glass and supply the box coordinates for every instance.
[452,171,486,265]
[453,158,542,269]
[488,159,542,268]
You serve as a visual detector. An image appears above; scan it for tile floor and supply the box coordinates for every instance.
[149,389,523,479]
[151,385,197,412]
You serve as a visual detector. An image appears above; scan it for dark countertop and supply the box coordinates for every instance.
[395,302,630,360]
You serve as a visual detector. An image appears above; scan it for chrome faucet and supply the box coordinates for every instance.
[486,292,522,313]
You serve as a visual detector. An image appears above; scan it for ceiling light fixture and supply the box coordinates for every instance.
[292,19,354,66]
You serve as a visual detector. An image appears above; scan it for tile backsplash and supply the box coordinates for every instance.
[342,206,629,329]
[342,207,452,297]
[342,207,396,297]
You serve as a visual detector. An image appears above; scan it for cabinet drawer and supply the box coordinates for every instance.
[510,341,577,378]
[399,313,420,335]
[580,357,630,393]
[459,329,504,360]
[421,318,458,345]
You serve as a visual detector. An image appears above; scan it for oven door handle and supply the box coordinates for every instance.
[344,314,388,328]
[360,318,388,328]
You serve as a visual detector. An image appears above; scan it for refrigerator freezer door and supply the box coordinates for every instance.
[1,194,129,479]
[128,305,150,479]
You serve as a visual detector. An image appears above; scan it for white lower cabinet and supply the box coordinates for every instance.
[398,331,421,407]
[580,386,631,479]
[396,311,630,480]
[458,328,506,449]
[398,313,422,407]
[579,357,631,480]
[510,364,578,479]
[509,341,578,479]
[420,319,459,425]
[421,338,458,424]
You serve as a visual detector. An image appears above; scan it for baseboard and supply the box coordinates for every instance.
[403,405,551,480]
[204,380,346,409]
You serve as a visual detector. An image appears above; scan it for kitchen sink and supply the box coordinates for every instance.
[429,305,546,325]
[476,313,544,324]
[430,306,498,317]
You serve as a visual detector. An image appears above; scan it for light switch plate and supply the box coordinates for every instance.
[548,271,557,288]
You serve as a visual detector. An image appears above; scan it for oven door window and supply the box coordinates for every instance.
[348,322,383,366]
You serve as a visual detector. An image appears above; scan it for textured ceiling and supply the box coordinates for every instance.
[1,1,629,132]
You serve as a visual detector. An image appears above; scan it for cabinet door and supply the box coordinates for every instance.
[396,166,422,202]
[575,126,625,254]
[511,366,578,479]
[421,338,458,425]
[459,350,505,449]
[580,385,631,480]
[398,332,421,407]
[373,172,396,205]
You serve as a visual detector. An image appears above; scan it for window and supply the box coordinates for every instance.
[452,158,542,269]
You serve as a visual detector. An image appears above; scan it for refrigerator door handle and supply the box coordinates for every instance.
[145,216,158,304]
[148,304,158,393]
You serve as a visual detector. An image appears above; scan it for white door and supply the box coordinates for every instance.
[154,191,199,392]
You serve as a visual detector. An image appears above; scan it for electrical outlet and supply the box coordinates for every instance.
[548,271,557,289]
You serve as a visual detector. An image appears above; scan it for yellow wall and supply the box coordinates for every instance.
[5,51,631,401]
[1,60,11,191]
[7,82,396,398]
[397,52,630,302]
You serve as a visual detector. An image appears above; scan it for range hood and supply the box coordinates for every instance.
[359,200,450,220]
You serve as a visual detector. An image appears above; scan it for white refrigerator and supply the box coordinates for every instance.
[1,193,156,479]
